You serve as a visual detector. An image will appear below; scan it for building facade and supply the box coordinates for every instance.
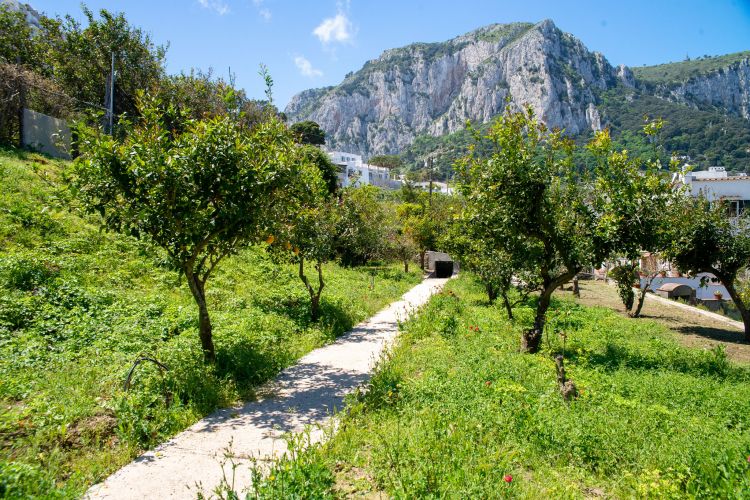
[327,151,401,189]
[675,166,750,216]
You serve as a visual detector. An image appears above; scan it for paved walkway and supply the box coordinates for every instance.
[86,276,451,499]
[645,292,744,330]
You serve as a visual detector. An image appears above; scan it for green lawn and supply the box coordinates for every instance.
[0,149,422,498]
[271,274,750,498]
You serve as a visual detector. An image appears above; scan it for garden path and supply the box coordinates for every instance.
[85,275,452,499]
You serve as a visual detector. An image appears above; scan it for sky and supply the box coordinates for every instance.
[27,0,750,109]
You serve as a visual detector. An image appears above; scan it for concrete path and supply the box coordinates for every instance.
[86,276,451,499]
[645,292,744,330]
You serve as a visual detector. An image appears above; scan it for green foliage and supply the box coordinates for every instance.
[665,196,750,338]
[633,51,750,85]
[335,186,388,267]
[284,275,750,497]
[599,90,750,171]
[0,149,421,498]
[367,154,403,171]
[157,69,277,128]
[456,106,607,351]
[0,5,46,69]
[74,95,303,360]
[300,145,339,196]
[609,264,637,310]
[290,120,326,146]
[45,7,166,118]
[246,432,335,499]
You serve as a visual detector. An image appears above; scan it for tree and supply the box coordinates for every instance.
[444,220,539,319]
[46,7,166,119]
[335,186,387,267]
[0,4,47,70]
[457,106,611,353]
[269,164,338,321]
[387,203,419,273]
[300,145,339,196]
[290,120,325,146]
[588,123,678,317]
[73,96,300,362]
[368,154,403,171]
[665,197,750,341]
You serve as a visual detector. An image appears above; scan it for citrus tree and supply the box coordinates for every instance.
[665,197,750,340]
[268,159,338,322]
[588,123,678,317]
[457,106,611,353]
[74,96,300,362]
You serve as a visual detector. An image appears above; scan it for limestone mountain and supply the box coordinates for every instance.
[285,20,634,156]
[285,20,749,168]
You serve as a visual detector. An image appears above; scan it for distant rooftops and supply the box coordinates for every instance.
[684,166,750,182]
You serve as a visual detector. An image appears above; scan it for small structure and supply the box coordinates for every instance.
[655,283,696,303]
[327,150,401,189]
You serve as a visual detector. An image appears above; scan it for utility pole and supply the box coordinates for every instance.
[428,156,434,206]
[108,52,115,134]
[17,56,25,149]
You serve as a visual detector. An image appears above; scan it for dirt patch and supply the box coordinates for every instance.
[574,280,750,364]
[63,412,118,449]
[333,464,386,499]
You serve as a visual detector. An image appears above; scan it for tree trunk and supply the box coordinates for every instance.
[522,271,576,354]
[404,259,409,273]
[420,250,426,271]
[299,258,325,322]
[486,283,497,304]
[185,268,215,363]
[631,275,655,318]
[572,276,580,297]
[721,277,750,341]
[501,290,514,320]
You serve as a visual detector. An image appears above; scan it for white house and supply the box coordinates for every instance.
[675,166,750,216]
[327,151,401,189]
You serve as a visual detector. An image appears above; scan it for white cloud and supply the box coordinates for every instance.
[198,0,230,15]
[251,0,271,22]
[313,13,353,44]
[294,56,323,77]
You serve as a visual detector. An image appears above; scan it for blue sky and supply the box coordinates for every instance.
[28,0,750,109]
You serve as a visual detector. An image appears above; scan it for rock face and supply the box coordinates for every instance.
[663,58,750,120]
[1,0,42,30]
[285,20,633,156]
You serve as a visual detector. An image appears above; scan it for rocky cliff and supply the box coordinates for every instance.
[285,20,635,156]
[639,55,750,121]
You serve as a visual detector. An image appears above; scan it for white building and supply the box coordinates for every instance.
[412,181,454,195]
[327,151,401,189]
[676,166,750,216]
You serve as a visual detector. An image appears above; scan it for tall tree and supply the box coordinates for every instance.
[665,197,750,340]
[290,120,325,146]
[457,106,611,353]
[335,185,387,267]
[46,7,166,118]
[588,123,678,317]
[73,96,300,362]
[268,159,338,322]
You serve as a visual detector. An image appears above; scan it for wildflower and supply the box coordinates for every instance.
[504,474,513,483]
[485,381,492,387]
[265,234,275,245]
[747,455,750,463]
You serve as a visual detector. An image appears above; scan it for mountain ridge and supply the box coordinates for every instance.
[285,20,748,162]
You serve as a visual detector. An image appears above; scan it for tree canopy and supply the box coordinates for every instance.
[74,96,302,361]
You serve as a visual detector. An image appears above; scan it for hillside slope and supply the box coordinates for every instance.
[0,149,420,498]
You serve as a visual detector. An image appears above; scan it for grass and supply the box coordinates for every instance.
[0,148,422,498]
[259,274,750,498]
